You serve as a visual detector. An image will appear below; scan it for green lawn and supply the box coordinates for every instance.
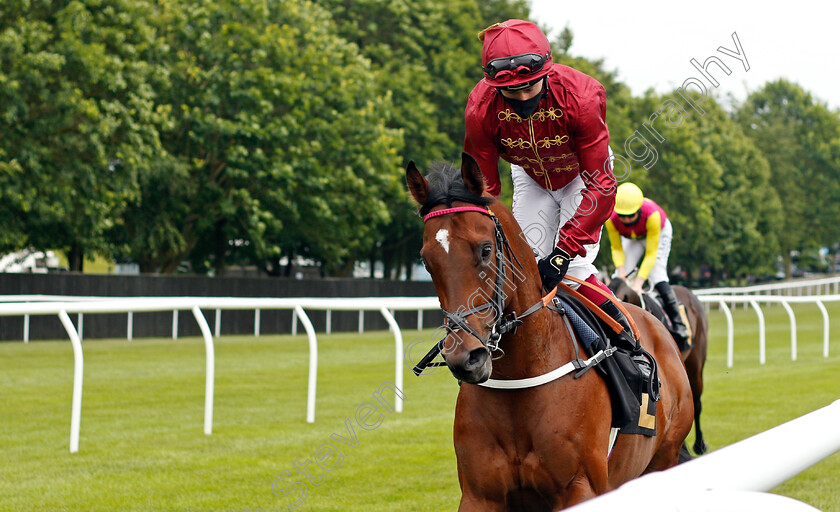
[1,301,839,511]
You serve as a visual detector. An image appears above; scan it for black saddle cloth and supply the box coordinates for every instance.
[555,291,659,436]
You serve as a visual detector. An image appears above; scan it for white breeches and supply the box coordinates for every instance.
[510,164,600,287]
[615,219,673,285]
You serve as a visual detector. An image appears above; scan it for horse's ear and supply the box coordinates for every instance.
[461,152,485,196]
[405,160,428,205]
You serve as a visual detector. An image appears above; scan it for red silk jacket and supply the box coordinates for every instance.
[465,63,615,257]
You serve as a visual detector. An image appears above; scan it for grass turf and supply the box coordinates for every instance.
[1,301,838,511]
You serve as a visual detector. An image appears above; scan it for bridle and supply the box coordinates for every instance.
[413,205,551,375]
[413,204,621,391]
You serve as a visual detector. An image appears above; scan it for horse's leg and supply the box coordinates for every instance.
[643,365,694,473]
[458,495,506,512]
[684,349,707,455]
[634,313,694,475]
[607,433,659,487]
[678,288,709,456]
[678,443,693,463]
[550,475,600,510]
[693,412,707,455]
[641,428,684,474]
[456,462,509,512]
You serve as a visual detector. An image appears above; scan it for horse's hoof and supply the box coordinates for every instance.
[693,439,708,455]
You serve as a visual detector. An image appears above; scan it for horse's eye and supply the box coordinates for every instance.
[480,243,493,262]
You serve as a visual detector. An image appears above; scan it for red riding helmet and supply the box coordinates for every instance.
[480,19,553,89]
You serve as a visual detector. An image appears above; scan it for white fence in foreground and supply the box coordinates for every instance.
[0,296,440,453]
[567,399,840,511]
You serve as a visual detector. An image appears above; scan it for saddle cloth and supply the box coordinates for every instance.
[552,292,658,437]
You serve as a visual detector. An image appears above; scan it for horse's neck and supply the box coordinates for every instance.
[491,294,575,378]
[617,280,642,307]
[492,214,578,376]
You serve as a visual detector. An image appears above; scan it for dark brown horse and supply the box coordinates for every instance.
[406,153,693,511]
[608,277,709,455]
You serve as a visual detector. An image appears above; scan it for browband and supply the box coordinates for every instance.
[423,206,492,223]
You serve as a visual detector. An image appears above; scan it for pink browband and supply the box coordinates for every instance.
[423,206,492,223]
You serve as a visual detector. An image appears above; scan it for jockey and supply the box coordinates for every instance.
[464,19,634,341]
[605,182,690,346]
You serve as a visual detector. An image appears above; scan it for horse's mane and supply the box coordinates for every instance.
[418,162,493,217]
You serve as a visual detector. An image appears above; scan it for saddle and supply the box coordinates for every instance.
[640,292,693,352]
[550,291,660,437]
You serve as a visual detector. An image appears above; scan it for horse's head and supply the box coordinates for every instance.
[406,153,538,383]
[608,276,642,307]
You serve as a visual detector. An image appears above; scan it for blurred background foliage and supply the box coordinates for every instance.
[2,0,839,285]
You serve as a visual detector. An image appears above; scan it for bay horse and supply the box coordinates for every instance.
[406,153,693,511]
[608,277,709,455]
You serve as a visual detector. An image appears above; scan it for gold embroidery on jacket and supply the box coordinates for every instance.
[526,165,578,188]
[497,105,572,188]
[535,135,570,149]
[501,135,570,151]
[497,107,563,123]
[521,163,579,174]
[530,167,550,184]
[520,163,580,189]
[501,138,533,150]
[532,107,563,121]
[498,109,526,122]
[510,153,574,166]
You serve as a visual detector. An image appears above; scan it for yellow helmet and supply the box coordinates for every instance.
[614,182,644,215]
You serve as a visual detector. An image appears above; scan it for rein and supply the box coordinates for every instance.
[413,205,556,376]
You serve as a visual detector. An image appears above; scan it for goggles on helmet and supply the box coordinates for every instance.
[482,52,551,83]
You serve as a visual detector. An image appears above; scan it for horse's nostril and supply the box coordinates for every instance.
[466,347,489,371]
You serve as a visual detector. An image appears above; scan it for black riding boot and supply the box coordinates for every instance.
[599,300,639,352]
[654,281,690,348]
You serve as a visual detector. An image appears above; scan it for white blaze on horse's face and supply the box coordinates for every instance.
[435,229,450,254]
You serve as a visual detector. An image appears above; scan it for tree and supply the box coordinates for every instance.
[598,90,782,284]
[116,0,403,275]
[694,99,782,281]
[0,0,165,270]
[735,79,840,277]
[317,0,530,277]
[478,0,530,26]
[618,91,721,280]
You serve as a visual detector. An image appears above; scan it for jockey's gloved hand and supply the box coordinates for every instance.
[537,247,571,291]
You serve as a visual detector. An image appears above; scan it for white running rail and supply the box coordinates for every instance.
[566,399,840,511]
[6,289,838,453]
[0,296,440,453]
[696,275,840,296]
[697,295,839,367]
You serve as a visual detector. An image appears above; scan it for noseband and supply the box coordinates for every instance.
[414,205,550,375]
